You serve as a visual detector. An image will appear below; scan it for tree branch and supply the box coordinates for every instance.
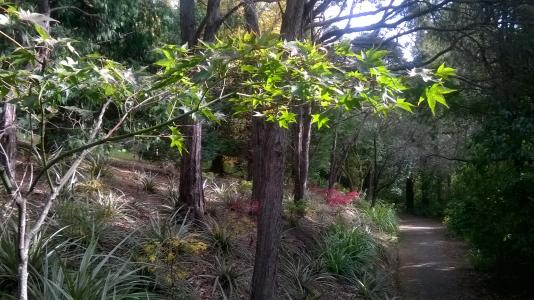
[26,94,231,194]
[318,0,454,43]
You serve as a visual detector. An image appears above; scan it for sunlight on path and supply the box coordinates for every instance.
[398,214,487,300]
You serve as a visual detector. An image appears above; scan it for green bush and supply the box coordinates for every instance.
[279,252,333,300]
[0,220,159,299]
[360,202,399,236]
[318,224,377,276]
[445,163,534,277]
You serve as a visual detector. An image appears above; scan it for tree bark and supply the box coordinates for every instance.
[15,2,50,299]
[328,127,338,189]
[368,135,377,206]
[280,0,306,40]
[251,1,304,298]
[244,0,260,34]
[0,104,16,180]
[293,103,312,201]
[179,120,205,217]
[250,120,287,300]
[178,0,205,217]
[251,117,264,202]
[180,0,197,46]
[203,0,221,42]
[421,173,431,210]
[209,154,225,176]
[244,1,260,182]
[406,176,415,213]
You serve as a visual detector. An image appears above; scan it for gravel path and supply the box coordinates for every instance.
[398,214,498,300]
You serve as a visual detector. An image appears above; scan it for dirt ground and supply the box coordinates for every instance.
[397,214,502,300]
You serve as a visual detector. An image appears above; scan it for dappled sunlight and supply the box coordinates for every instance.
[400,225,444,231]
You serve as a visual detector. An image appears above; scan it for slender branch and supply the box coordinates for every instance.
[318,0,454,43]
[25,99,112,244]
[26,94,231,194]
[49,6,100,18]
[425,153,471,163]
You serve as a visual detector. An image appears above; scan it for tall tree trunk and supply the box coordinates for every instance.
[0,104,16,180]
[368,135,377,206]
[251,1,304,298]
[244,1,260,182]
[209,154,224,176]
[250,121,287,300]
[180,0,197,46]
[328,127,338,189]
[294,103,311,201]
[284,0,309,202]
[244,0,260,34]
[293,103,311,201]
[251,117,264,202]
[15,2,50,299]
[178,0,205,217]
[280,0,306,40]
[179,121,205,217]
[421,173,431,210]
[405,176,415,213]
[203,0,221,42]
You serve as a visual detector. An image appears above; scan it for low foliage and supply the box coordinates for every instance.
[318,224,378,276]
[360,201,399,235]
[202,217,234,255]
[203,256,242,300]
[279,252,333,300]
[137,171,158,193]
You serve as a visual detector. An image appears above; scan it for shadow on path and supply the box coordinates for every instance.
[398,214,499,300]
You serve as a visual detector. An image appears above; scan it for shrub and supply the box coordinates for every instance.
[347,267,392,300]
[360,202,398,235]
[38,239,161,300]
[54,197,110,245]
[279,252,333,300]
[285,199,309,226]
[0,221,66,298]
[137,171,158,193]
[86,154,111,179]
[210,182,238,206]
[445,163,534,279]
[137,210,207,296]
[202,256,242,299]
[202,217,234,254]
[318,224,377,276]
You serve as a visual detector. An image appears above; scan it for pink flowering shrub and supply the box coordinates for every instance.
[326,189,360,206]
[309,186,360,206]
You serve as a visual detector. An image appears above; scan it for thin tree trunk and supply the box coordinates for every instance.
[421,173,431,210]
[406,176,414,213]
[251,1,304,298]
[368,135,377,206]
[179,121,205,217]
[209,154,225,176]
[280,0,306,40]
[244,0,260,34]
[203,0,221,42]
[16,2,50,299]
[251,117,264,202]
[178,0,205,217]
[244,1,260,182]
[328,128,338,189]
[180,0,197,46]
[250,120,287,300]
[16,195,28,300]
[293,104,311,201]
[0,104,16,180]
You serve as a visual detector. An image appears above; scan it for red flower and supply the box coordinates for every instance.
[325,189,360,206]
